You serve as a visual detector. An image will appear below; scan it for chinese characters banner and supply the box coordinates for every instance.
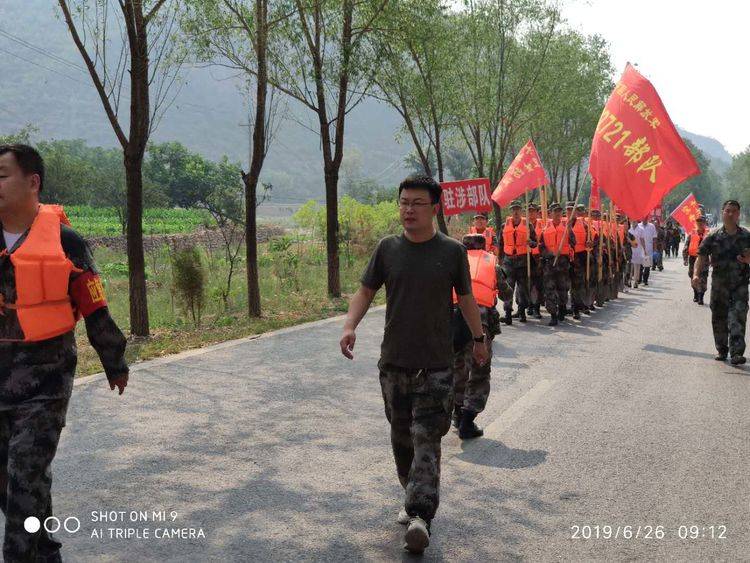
[588,64,700,220]
[670,192,701,231]
[492,139,550,207]
[440,178,492,216]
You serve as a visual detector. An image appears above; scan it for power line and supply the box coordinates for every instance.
[0,46,91,88]
[0,28,88,73]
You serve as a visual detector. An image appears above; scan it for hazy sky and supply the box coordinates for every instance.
[563,0,749,155]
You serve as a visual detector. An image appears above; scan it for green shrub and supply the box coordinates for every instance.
[171,246,206,326]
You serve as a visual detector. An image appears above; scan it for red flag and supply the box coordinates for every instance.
[492,139,549,207]
[670,193,701,231]
[589,179,601,211]
[588,64,700,220]
[440,178,492,216]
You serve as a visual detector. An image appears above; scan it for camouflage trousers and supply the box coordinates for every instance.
[570,253,588,312]
[452,326,493,414]
[529,256,544,307]
[709,278,749,357]
[687,256,708,292]
[379,365,453,523]
[502,256,530,312]
[542,256,571,316]
[0,399,68,563]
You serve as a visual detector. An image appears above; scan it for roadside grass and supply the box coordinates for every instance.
[76,238,384,377]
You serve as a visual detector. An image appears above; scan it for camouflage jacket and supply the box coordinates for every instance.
[698,225,750,286]
[0,224,128,406]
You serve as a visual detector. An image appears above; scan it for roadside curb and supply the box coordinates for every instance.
[74,304,386,387]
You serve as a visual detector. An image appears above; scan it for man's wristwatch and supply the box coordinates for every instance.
[473,334,485,343]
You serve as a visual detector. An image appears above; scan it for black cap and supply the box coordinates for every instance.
[473,212,488,219]
[509,200,523,209]
[549,202,562,212]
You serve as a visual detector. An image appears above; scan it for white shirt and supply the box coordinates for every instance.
[629,226,644,264]
[638,222,657,255]
[3,230,22,251]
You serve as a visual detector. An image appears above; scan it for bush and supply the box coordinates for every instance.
[171,246,206,326]
[294,197,400,251]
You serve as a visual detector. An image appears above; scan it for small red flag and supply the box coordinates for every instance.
[588,64,700,220]
[492,139,549,207]
[670,193,701,231]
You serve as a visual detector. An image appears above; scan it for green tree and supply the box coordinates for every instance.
[58,0,186,336]
[725,147,750,211]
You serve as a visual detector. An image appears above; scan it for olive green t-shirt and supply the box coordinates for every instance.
[361,231,472,369]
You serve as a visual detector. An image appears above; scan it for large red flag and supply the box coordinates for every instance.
[588,64,700,220]
[670,192,701,231]
[492,139,549,207]
[589,179,601,211]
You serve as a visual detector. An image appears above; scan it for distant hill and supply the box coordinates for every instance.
[677,127,732,176]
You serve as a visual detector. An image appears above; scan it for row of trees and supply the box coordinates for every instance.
[52,0,615,336]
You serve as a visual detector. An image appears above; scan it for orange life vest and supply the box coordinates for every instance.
[618,224,626,245]
[543,221,571,256]
[470,226,497,253]
[572,217,587,253]
[531,218,543,256]
[688,229,706,257]
[4,205,79,342]
[452,249,498,308]
[502,217,528,256]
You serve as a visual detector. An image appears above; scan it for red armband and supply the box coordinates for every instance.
[70,271,108,317]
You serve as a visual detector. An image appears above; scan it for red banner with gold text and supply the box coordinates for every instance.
[588,64,700,220]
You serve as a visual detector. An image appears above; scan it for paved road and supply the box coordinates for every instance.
[4,256,749,561]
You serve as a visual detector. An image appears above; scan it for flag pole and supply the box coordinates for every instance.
[525,189,531,295]
[553,178,585,267]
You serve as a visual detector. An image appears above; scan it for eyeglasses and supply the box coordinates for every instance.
[398,200,433,209]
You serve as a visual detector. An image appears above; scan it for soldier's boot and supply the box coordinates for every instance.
[548,313,558,327]
[698,292,705,305]
[557,309,565,322]
[404,517,430,553]
[452,404,463,429]
[693,289,699,302]
[730,355,746,366]
[503,309,512,326]
[573,308,581,320]
[715,348,728,361]
[519,309,527,323]
[458,410,484,439]
[534,305,542,319]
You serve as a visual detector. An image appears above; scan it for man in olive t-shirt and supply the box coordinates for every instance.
[340,175,487,554]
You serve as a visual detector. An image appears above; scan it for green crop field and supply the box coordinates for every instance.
[65,206,212,237]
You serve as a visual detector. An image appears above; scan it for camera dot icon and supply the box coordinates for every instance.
[24,517,41,534]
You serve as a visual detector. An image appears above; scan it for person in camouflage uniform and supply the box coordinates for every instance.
[340,175,488,554]
[499,200,537,325]
[695,200,750,365]
[451,235,503,440]
[683,216,710,304]
[570,204,594,319]
[539,203,577,326]
[0,145,129,563]
[526,203,545,319]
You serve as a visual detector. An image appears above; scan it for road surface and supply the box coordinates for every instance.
[3,255,748,561]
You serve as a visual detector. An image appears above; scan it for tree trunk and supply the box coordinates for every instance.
[324,167,341,297]
[124,153,149,336]
[245,0,268,318]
